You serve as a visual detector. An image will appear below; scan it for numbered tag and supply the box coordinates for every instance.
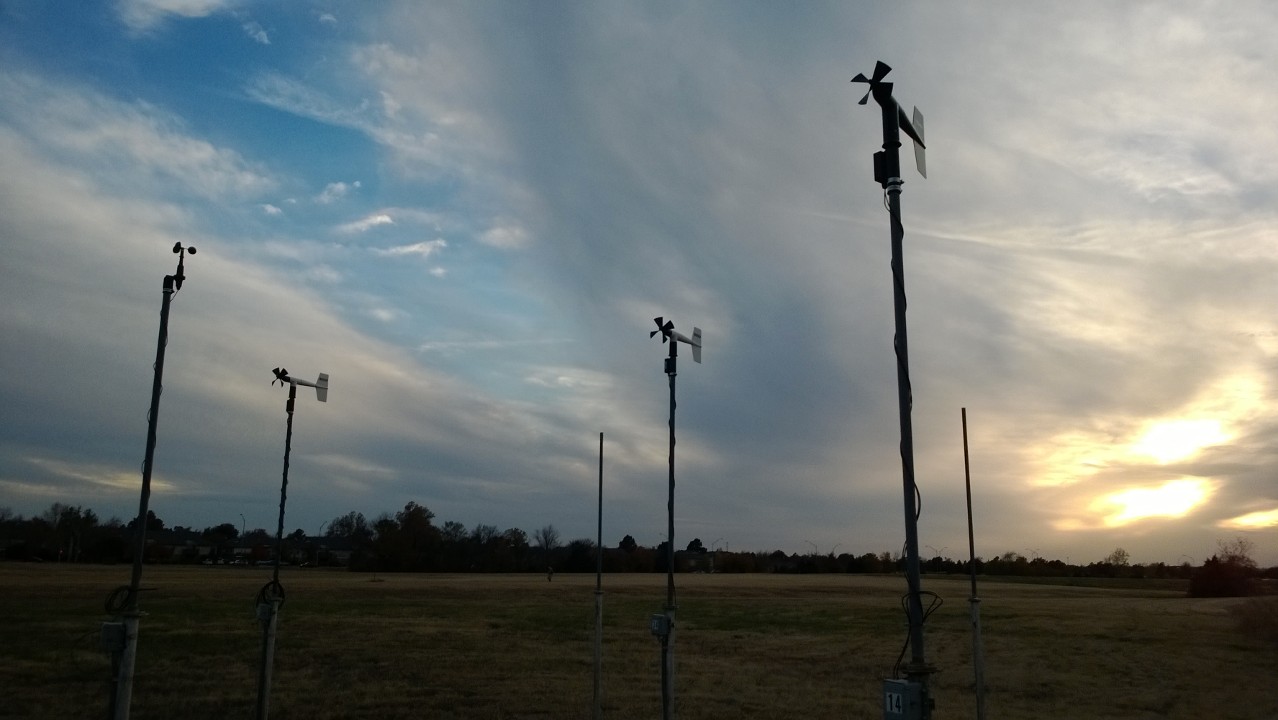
[885,691,903,715]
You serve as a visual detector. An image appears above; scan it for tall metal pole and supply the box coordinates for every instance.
[257,380,296,720]
[887,174,929,687]
[107,245,191,720]
[962,408,987,720]
[594,432,604,720]
[661,340,678,720]
[855,61,935,715]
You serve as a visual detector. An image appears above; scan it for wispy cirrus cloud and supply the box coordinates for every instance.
[374,239,447,258]
[116,0,245,31]
[338,213,393,233]
[0,71,275,201]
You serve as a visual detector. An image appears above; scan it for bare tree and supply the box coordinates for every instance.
[533,524,561,552]
[1218,537,1258,569]
[1104,547,1131,566]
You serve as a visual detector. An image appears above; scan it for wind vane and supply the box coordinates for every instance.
[650,316,702,364]
[852,61,927,185]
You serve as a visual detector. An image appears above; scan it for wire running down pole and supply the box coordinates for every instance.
[887,174,930,686]
[256,380,296,720]
[106,243,193,720]
[661,338,678,720]
[257,368,327,720]
[647,316,701,720]
[852,60,934,719]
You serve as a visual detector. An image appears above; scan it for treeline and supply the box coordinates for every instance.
[2,502,1273,598]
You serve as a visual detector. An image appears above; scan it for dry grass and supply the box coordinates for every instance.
[1,564,1276,719]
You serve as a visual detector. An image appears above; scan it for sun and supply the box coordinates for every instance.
[1128,418,1229,464]
[1219,508,1278,529]
[1095,478,1213,527]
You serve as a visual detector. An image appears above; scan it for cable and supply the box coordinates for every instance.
[892,590,944,677]
[256,579,286,609]
[105,585,135,614]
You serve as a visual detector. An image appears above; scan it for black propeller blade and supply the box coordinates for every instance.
[650,317,674,342]
[851,60,893,105]
[272,367,289,386]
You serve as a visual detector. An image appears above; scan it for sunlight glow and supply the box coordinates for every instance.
[1094,478,1213,527]
[1218,508,1278,529]
[1128,419,1229,464]
[1031,430,1112,487]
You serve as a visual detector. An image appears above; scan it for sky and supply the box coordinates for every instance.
[2,1,1278,567]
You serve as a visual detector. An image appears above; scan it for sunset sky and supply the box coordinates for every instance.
[2,1,1277,566]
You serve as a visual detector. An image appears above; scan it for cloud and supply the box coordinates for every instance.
[117,0,243,31]
[318,13,337,25]
[1219,508,1278,530]
[260,203,282,215]
[0,72,276,202]
[10,3,1278,565]
[338,213,394,233]
[315,180,361,204]
[241,19,269,45]
[479,222,529,249]
[368,307,402,323]
[375,239,447,259]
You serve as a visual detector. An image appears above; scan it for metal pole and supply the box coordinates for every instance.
[962,408,987,720]
[662,340,677,720]
[271,381,296,589]
[257,381,296,720]
[594,432,604,720]
[110,262,179,720]
[887,175,929,683]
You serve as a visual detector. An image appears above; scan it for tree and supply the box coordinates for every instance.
[43,504,98,561]
[440,520,468,544]
[202,523,239,562]
[534,525,561,552]
[126,509,165,532]
[470,524,499,546]
[1104,548,1130,566]
[619,534,638,553]
[686,537,706,553]
[327,512,372,542]
[500,527,530,571]
[1189,537,1261,598]
[565,538,596,572]
[1217,537,1258,569]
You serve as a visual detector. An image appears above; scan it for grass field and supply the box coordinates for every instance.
[1,564,1275,719]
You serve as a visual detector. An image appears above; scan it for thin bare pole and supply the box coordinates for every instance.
[594,432,605,719]
[962,408,987,720]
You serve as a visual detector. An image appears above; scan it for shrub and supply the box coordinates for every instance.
[1188,555,1257,597]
